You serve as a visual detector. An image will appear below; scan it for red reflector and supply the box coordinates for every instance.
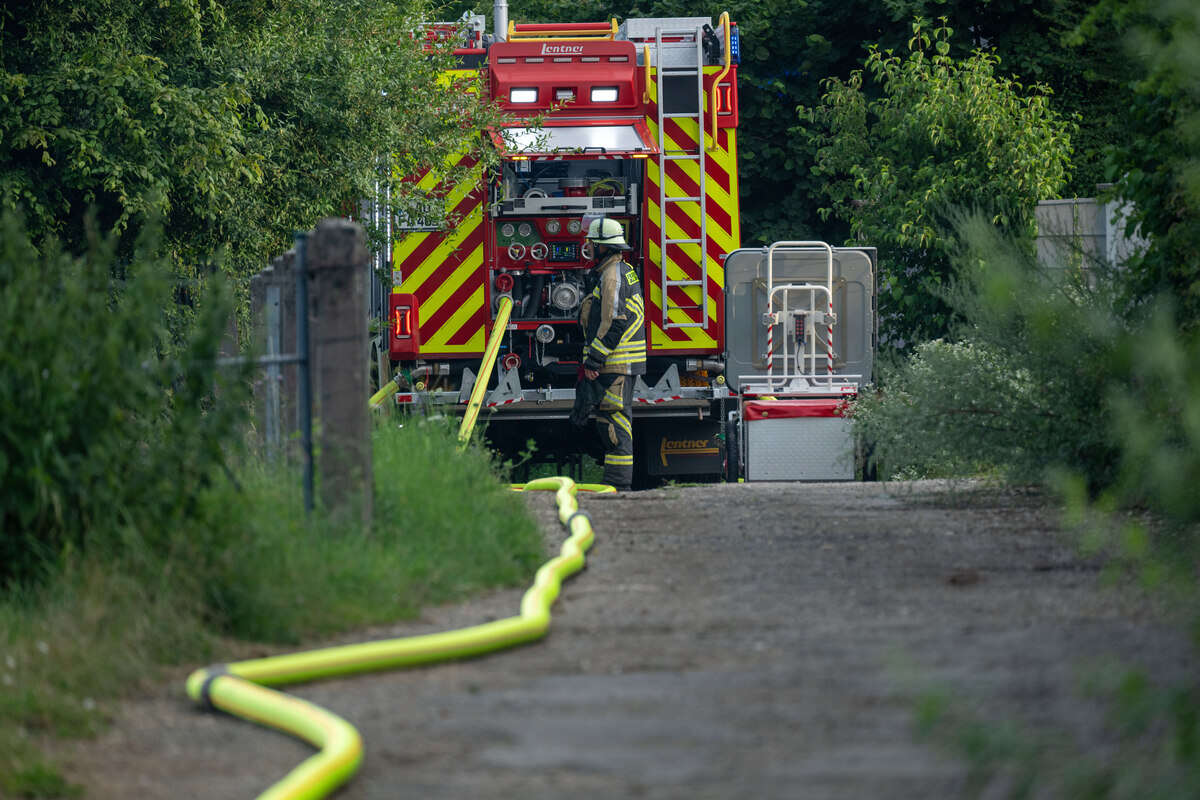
[395,393,415,404]
[393,306,413,338]
[388,293,420,360]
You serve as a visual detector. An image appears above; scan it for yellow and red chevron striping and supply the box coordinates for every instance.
[392,154,487,357]
[643,71,740,355]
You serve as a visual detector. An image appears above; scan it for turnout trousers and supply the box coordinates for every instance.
[594,373,634,490]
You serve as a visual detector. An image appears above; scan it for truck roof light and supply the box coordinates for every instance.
[510,87,538,104]
[555,88,576,101]
[590,86,618,102]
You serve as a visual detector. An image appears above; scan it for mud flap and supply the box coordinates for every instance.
[637,420,724,481]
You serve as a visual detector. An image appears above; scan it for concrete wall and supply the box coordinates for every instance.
[1036,193,1148,268]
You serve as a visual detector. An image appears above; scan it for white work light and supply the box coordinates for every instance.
[590,86,618,102]
[510,88,538,104]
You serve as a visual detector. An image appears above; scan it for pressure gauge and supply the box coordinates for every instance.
[545,219,561,235]
[567,219,582,234]
[501,223,515,238]
[518,222,533,237]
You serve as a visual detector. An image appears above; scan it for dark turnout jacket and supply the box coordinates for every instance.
[578,251,646,376]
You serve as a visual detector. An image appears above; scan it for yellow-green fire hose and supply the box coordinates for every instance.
[368,378,397,410]
[370,294,513,422]
[457,295,513,447]
[186,476,598,800]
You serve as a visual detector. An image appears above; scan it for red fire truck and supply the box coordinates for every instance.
[382,6,877,484]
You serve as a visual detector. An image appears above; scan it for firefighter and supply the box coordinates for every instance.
[575,216,646,490]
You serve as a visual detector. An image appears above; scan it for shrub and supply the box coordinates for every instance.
[853,215,1123,486]
[0,211,246,586]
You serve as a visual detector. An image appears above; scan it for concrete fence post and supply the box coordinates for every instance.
[307,218,373,525]
[275,250,299,442]
[249,268,273,452]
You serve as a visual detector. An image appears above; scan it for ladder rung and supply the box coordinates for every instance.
[660,67,701,74]
[663,113,702,119]
[665,238,702,245]
[665,196,702,203]
[663,154,700,160]
[664,321,706,328]
[666,280,704,287]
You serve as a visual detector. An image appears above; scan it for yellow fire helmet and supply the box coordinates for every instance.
[584,216,631,251]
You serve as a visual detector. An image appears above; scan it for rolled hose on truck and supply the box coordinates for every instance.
[185,476,611,800]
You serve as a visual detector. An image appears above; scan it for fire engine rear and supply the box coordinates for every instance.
[382,5,878,484]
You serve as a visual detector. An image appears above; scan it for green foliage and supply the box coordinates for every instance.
[1103,307,1200,527]
[879,0,1139,196]
[0,0,509,295]
[1074,0,1200,328]
[851,208,1200,508]
[801,18,1076,344]
[0,758,82,799]
[916,673,1200,800]
[0,419,545,793]
[193,420,545,642]
[0,211,246,586]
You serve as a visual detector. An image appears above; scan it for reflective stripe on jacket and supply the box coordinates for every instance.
[579,252,646,376]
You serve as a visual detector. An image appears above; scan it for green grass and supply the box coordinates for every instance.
[0,419,545,797]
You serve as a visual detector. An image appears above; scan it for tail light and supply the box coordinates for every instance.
[389,293,421,360]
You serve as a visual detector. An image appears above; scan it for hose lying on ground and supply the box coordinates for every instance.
[186,476,600,800]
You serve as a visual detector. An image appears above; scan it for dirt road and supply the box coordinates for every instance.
[66,481,1192,799]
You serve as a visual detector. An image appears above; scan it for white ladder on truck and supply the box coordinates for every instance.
[654,23,708,330]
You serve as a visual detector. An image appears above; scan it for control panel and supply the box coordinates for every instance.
[493,216,632,269]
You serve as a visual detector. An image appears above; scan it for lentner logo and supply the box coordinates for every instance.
[660,437,719,466]
[541,43,584,55]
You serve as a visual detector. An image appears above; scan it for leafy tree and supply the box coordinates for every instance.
[878,0,1140,196]
[1075,0,1200,327]
[799,18,1076,344]
[0,0,508,301]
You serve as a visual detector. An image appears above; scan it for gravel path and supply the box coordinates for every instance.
[64,481,1192,799]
